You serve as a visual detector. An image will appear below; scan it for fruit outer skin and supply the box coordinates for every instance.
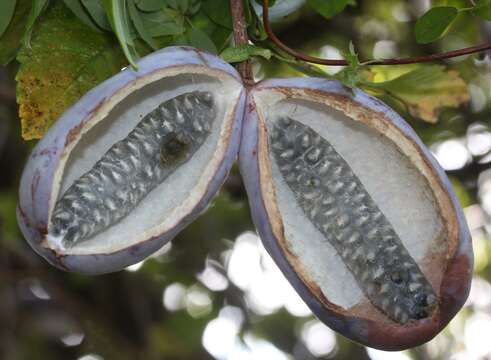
[239,77,473,350]
[18,46,245,274]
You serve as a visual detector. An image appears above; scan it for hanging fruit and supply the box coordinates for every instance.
[17,46,245,274]
[15,0,480,352]
[239,78,472,350]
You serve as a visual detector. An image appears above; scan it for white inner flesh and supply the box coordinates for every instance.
[255,91,445,310]
[49,72,242,255]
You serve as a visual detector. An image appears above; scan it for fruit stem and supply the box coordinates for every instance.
[230,0,254,86]
[262,0,491,66]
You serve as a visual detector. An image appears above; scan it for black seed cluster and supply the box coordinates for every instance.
[270,116,437,324]
[50,91,215,247]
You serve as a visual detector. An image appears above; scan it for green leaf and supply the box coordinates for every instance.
[16,1,127,139]
[414,6,458,44]
[136,0,166,12]
[167,0,200,15]
[81,0,112,30]
[128,0,157,49]
[163,6,185,25]
[188,27,217,53]
[22,0,49,47]
[190,9,231,52]
[102,0,139,68]
[0,0,31,64]
[306,0,355,19]
[166,0,182,11]
[0,0,17,37]
[62,0,100,31]
[187,0,201,15]
[202,0,232,29]
[0,191,20,239]
[335,42,361,88]
[140,10,185,36]
[472,0,491,21]
[220,44,271,63]
[146,21,185,36]
[366,65,470,123]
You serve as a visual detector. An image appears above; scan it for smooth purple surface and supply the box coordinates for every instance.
[17,46,245,274]
[240,78,473,350]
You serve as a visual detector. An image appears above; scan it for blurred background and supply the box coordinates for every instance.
[2,0,491,359]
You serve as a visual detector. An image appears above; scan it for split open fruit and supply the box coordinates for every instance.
[17,47,472,350]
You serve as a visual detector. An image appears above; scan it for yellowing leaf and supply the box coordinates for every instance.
[16,2,127,140]
[365,65,470,123]
[366,64,420,83]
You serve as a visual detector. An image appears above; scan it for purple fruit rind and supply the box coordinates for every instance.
[256,77,472,267]
[61,90,246,274]
[239,95,362,337]
[18,46,244,274]
[240,78,472,350]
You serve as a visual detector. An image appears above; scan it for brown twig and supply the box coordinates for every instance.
[230,0,254,85]
[262,0,491,66]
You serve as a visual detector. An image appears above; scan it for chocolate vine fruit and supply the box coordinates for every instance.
[239,78,473,350]
[17,47,245,274]
[18,47,472,350]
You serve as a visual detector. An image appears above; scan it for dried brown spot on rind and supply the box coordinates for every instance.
[269,116,437,324]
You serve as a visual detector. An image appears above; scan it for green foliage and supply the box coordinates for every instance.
[0,0,31,64]
[137,8,184,37]
[450,176,473,208]
[414,6,458,44]
[190,10,231,52]
[202,0,232,29]
[62,0,101,31]
[16,1,127,139]
[80,0,111,30]
[365,65,470,123]
[187,27,217,53]
[220,44,271,63]
[0,0,232,68]
[0,191,20,240]
[128,0,158,49]
[0,0,17,37]
[102,0,139,68]
[306,0,356,19]
[413,0,491,44]
[22,0,50,47]
[335,42,362,88]
[136,0,166,12]
[0,0,485,137]
[472,0,491,20]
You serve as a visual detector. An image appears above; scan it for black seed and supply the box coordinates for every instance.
[413,309,428,319]
[160,133,192,164]
[390,271,404,284]
[414,292,428,306]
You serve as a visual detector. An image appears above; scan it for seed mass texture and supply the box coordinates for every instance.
[17,47,245,274]
[270,116,437,324]
[50,91,215,249]
[18,48,472,350]
[240,78,472,350]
